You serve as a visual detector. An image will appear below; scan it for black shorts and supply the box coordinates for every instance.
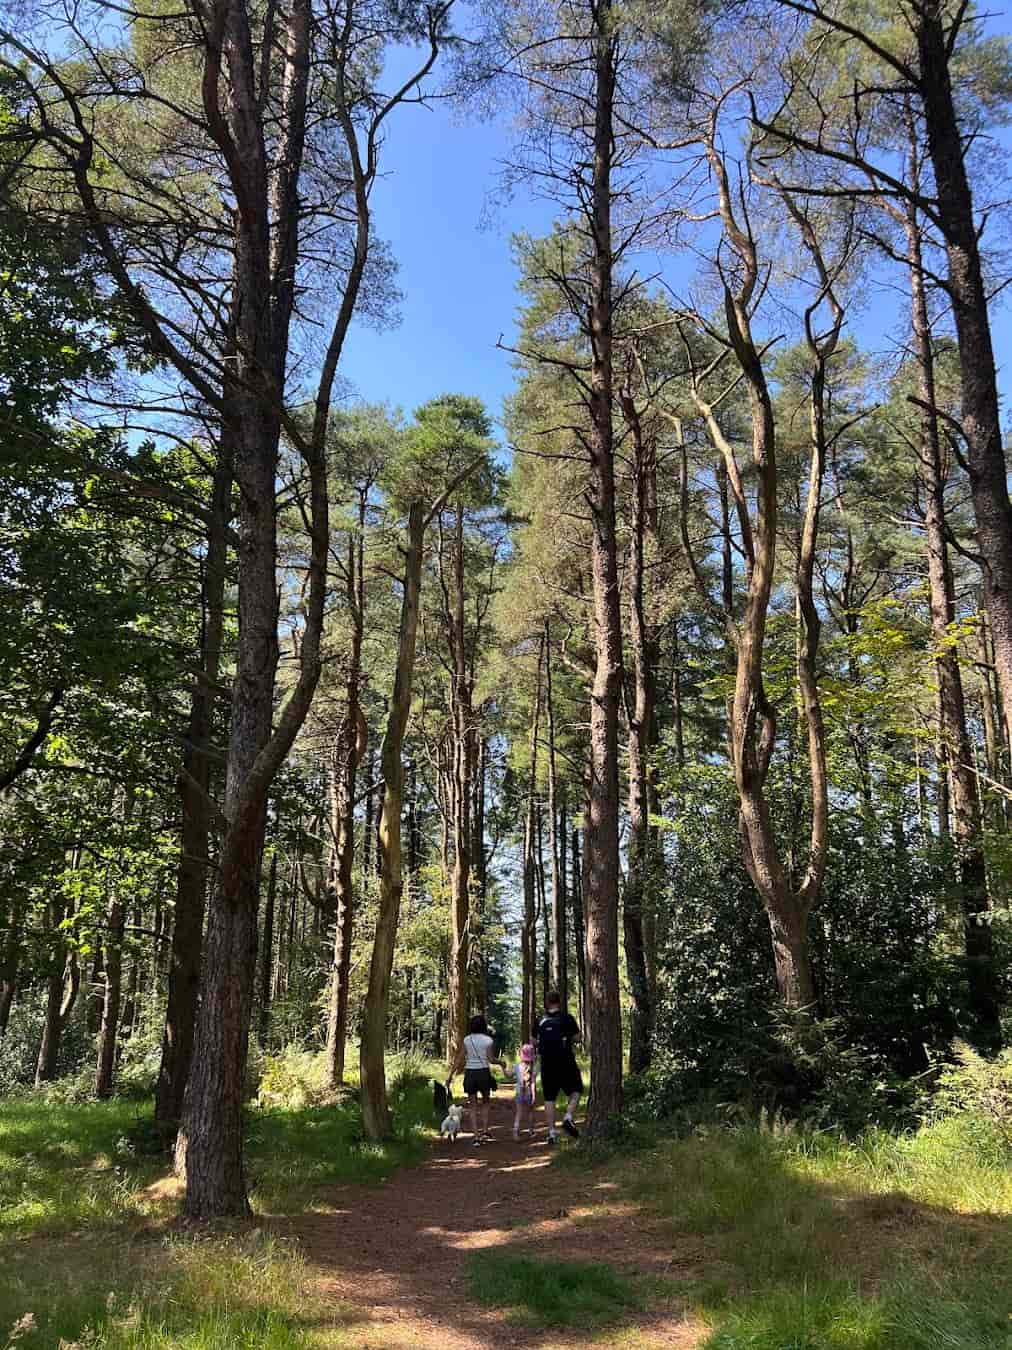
[541,1057,583,1102]
[463,1068,494,1099]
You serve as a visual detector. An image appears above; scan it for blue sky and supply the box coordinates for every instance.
[335,102,556,428]
[336,18,1012,440]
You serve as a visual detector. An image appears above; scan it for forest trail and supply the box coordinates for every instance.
[289,1094,706,1348]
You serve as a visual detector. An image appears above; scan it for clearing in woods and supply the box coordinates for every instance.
[290,1093,704,1347]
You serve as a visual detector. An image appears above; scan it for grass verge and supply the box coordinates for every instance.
[620,1116,1012,1349]
[0,1058,437,1348]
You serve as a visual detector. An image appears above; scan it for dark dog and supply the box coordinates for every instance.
[433,1079,450,1115]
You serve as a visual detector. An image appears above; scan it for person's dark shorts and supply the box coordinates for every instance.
[541,1056,583,1102]
[463,1067,494,1099]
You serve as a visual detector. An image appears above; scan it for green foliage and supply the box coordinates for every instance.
[464,1252,641,1329]
[933,1041,1012,1153]
[256,1046,334,1111]
[643,758,967,1130]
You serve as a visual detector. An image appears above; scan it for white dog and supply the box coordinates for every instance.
[440,1103,464,1142]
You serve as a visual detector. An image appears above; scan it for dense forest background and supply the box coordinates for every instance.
[2,0,1012,1223]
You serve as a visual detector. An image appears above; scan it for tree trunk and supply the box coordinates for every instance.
[326,508,367,1088]
[360,501,426,1140]
[522,636,543,1039]
[537,802,551,1001]
[619,386,658,1074]
[155,448,231,1128]
[474,736,489,1014]
[582,0,624,1137]
[258,850,277,1048]
[0,895,24,1035]
[446,503,476,1063]
[571,823,588,1043]
[905,187,1001,1048]
[35,895,80,1085]
[363,750,375,875]
[545,628,568,1007]
[95,893,125,1098]
[917,6,1012,748]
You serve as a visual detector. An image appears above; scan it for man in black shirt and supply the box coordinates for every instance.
[532,990,582,1144]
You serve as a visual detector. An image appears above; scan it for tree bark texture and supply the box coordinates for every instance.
[582,0,625,1138]
[522,636,544,1040]
[155,447,231,1128]
[917,5,1012,749]
[326,502,367,1087]
[360,502,426,1139]
[905,190,1001,1047]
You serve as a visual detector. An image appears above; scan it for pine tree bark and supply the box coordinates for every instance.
[360,501,425,1139]
[915,5,1012,748]
[582,0,625,1138]
[619,386,658,1074]
[155,448,231,1129]
[257,849,277,1047]
[522,636,543,1039]
[905,185,1001,1048]
[326,504,367,1088]
[446,503,477,1061]
[545,628,568,1008]
[571,823,588,1041]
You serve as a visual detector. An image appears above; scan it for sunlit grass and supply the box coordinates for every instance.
[0,1057,438,1348]
[1,1233,353,1349]
[620,1117,1012,1349]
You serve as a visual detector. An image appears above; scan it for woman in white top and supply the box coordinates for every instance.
[446,1014,506,1145]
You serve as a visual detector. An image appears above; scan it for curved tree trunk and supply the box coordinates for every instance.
[360,501,425,1140]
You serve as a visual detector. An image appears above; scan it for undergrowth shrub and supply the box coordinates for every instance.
[642,759,975,1132]
[256,1046,333,1109]
[933,1041,1012,1152]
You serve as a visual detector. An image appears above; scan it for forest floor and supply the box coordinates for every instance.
[289,1092,703,1348]
[4,1087,1012,1347]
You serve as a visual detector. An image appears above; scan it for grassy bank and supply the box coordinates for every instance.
[623,1117,1012,1348]
[0,1058,435,1349]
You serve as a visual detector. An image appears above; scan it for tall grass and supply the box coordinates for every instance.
[625,1116,1012,1349]
[0,1054,437,1348]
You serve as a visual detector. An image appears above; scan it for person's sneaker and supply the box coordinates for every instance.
[562,1117,579,1139]
[471,1136,482,1146]
[547,1132,558,1147]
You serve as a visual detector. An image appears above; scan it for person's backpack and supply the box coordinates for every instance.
[537,1013,571,1057]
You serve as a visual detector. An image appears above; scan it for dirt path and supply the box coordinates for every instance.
[289,1095,707,1349]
